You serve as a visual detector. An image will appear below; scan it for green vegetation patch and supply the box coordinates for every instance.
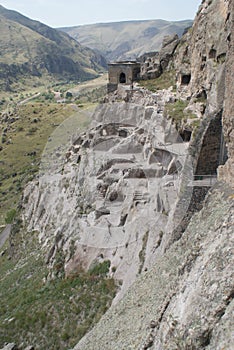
[165,99,189,122]
[89,260,111,276]
[140,70,176,92]
[0,229,117,349]
[164,99,197,127]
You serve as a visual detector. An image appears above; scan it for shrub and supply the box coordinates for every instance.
[89,260,111,276]
[140,70,176,92]
[5,209,16,224]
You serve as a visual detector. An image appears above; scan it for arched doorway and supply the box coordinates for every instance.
[119,72,126,84]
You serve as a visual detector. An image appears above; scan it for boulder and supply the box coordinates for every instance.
[0,344,18,350]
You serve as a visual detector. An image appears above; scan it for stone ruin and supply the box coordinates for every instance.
[107,34,182,91]
[107,61,141,93]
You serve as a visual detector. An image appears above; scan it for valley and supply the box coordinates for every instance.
[0,5,107,93]
[0,74,108,226]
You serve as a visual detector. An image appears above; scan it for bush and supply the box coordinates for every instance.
[66,91,73,99]
[163,99,191,129]
[5,209,16,224]
[140,70,176,92]
[89,260,111,276]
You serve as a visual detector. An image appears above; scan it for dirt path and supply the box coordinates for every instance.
[0,224,11,250]
[19,92,41,105]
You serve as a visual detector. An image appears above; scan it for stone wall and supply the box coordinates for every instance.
[108,62,140,85]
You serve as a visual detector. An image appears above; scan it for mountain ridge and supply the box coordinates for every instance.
[59,19,193,61]
[0,5,107,91]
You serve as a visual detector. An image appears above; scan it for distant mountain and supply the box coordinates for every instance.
[60,19,193,61]
[0,5,107,91]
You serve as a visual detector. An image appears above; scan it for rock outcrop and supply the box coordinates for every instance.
[71,0,234,348]
[22,89,195,301]
[74,183,233,350]
[219,0,234,186]
[141,0,234,187]
[140,34,180,80]
[173,0,234,187]
[140,52,161,80]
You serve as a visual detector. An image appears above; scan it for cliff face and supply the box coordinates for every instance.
[70,0,234,348]
[74,184,233,350]
[219,0,234,186]
[177,0,229,107]
[141,0,233,187]
[173,0,234,187]
[23,89,195,301]
[20,0,234,349]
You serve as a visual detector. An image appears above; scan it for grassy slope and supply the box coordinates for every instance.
[0,15,43,65]
[0,100,97,226]
[139,69,177,91]
[0,77,115,349]
[0,72,109,225]
[0,5,106,92]
[0,228,116,349]
[0,102,77,225]
[0,73,108,225]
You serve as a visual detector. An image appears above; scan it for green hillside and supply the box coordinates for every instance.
[0,5,107,92]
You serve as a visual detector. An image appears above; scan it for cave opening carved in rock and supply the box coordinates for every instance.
[195,112,228,177]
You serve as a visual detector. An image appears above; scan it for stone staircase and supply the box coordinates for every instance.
[133,190,149,202]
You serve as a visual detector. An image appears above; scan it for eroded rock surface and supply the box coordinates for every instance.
[22,92,194,301]
[71,0,234,349]
[74,183,234,350]
[20,1,233,348]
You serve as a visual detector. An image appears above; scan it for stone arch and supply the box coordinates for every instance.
[119,72,126,84]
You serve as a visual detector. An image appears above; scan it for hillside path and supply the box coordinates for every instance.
[0,224,11,249]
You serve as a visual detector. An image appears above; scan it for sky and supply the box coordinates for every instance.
[0,0,201,27]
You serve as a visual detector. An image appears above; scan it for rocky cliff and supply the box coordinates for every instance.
[174,0,234,187]
[141,0,233,187]
[19,0,234,349]
[23,88,195,301]
[74,182,233,350]
[72,0,233,348]
[219,0,234,186]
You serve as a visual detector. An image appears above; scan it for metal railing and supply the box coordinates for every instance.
[191,175,217,187]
